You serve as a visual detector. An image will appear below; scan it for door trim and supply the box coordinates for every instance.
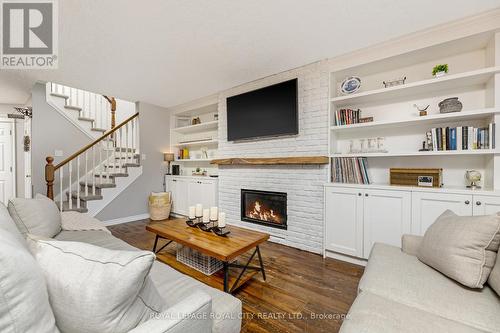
[0,119,16,200]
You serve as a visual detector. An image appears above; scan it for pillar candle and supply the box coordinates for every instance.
[218,212,226,228]
[188,206,196,219]
[202,209,210,223]
[195,204,203,217]
[210,207,218,221]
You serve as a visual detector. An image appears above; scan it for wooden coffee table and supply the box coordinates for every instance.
[146,218,270,293]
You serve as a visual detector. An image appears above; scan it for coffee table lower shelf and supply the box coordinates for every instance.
[155,251,262,294]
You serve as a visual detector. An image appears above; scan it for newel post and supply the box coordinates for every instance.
[104,95,117,130]
[45,156,55,200]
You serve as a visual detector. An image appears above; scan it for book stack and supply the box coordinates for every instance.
[331,157,370,184]
[426,124,495,151]
[334,108,361,126]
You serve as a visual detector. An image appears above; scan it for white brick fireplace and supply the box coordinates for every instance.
[217,61,329,254]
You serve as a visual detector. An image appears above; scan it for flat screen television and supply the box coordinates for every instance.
[226,78,298,141]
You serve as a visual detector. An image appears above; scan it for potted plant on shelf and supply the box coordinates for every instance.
[432,64,449,78]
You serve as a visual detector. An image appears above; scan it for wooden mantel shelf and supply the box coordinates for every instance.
[210,156,329,165]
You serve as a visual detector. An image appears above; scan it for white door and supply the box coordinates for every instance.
[175,178,189,215]
[411,192,473,235]
[324,187,364,258]
[0,122,15,204]
[472,195,500,216]
[363,189,411,258]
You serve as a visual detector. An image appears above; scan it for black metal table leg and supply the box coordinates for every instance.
[152,235,159,252]
[223,262,229,292]
[256,246,266,281]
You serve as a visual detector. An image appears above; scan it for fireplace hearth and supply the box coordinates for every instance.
[241,189,287,229]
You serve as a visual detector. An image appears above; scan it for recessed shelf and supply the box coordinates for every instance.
[330,108,499,132]
[173,139,218,147]
[330,149,499,158]
[330,67,500,105]
[173,120,218,134]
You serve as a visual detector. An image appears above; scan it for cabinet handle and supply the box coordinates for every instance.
[476,201,482,206]
[465,200,470,205]
[172,179,177,182]
[358,193,362,196]
[365,193,368,197]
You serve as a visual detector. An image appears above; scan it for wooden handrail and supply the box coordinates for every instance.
[54,112,139,170]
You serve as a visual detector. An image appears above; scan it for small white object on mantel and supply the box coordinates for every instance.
[210,207,218,221]
[202,209,210,223]
[195,204,203,217]
[218,212,226,228]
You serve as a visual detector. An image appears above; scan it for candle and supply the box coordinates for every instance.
[210,207,218,221]
[218,212,226,228]
[188,206,196,219]
[195,204,203,217]
[202,209,210,223]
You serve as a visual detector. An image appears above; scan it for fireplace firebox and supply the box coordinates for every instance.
[241,189,287,229]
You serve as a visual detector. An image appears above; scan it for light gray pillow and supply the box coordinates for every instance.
[27,236,165,333]
[489,253,500,296]
[0,231,59,333]
[418,210,500,288]
[0,202,26,246]
[8,194,62,238]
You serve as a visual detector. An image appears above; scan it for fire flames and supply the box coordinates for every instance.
[246,200,283,224]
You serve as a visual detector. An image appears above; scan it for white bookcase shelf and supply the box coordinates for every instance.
[173,139,218,148]
[331,67,500,106]
[328,31,500,190]
[331,108,500,132]
[173,120,219,134]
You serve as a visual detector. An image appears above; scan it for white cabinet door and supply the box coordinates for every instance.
[363,189,411,258]
[172,178,189,215]
[187,180,202,207]
[324,187,364,258]
[473,195,500,216]
[199,180,217,208]
[411,192,473,235]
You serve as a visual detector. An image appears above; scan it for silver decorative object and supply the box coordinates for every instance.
[465,170,481,189]
[439,97,462,114]
[383,76,406,88]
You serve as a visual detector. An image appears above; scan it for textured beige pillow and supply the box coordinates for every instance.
[8,194,61,238]
[27,236,165,333]
[489,252,500,296]
[417,210,500,288]
[0,232,59,333]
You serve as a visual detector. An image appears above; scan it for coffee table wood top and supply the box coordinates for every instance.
[146,218,269,261]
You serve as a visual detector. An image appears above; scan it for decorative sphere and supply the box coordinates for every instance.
[465,170,481,183]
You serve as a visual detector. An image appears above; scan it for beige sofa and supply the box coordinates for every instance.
[0,203,242,333]
[340,235,500,333]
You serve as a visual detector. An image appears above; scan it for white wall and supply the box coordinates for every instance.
[217,60,329,254]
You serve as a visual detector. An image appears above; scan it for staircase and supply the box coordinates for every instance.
[45,110,141,217]
[46,83,116,140]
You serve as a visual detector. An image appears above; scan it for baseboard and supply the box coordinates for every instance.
[325,250,367,267]
[102,213,150,226]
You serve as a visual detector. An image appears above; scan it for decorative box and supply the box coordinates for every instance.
[390,168,443,188]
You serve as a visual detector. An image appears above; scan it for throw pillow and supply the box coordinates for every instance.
[0,202,26,246]
[8,193,62,238]
[417,210,500,288]
[27,236,165,333]
[0,231,59,333]
[488,252,500,296]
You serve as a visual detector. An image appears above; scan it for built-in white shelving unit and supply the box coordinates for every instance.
[328,30,500,191]
[169,96,219,176]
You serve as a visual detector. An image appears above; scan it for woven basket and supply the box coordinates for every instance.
[149,192,172,221]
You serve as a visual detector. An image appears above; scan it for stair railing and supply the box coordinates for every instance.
[45,113,139,211]
[50,83,113,131]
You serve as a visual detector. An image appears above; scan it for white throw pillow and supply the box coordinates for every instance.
[0,231,59,333]
[27,236,165,333]
[418,210,500,288]
[8,194,61,238]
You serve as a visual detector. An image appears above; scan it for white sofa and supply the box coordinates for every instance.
[0,203,242,333]
[340,235,500,333]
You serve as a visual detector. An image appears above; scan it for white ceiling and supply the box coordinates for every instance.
[1,0,500,107]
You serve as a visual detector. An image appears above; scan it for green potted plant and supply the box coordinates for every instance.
[432,64,448,78]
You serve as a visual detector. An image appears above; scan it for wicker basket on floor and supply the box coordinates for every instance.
[149,192,172,220]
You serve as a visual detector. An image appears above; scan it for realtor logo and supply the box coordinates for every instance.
[1,0,58,68]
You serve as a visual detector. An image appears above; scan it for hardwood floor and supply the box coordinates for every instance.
[109,219,364,333]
